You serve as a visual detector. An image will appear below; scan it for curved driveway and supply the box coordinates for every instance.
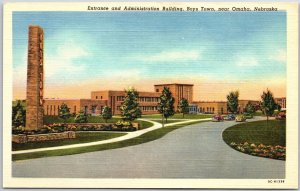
[12,117,285,178]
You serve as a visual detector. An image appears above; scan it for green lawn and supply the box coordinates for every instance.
[12,132,127,151]
[141,113,213,119]
[150,119,185,124]
[43,116,153,130]
[12,121,203,161]
[222,120,286,146]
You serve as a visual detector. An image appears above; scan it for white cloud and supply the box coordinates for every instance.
[269,49,286,63]
[131,50,202,62]
[236,56,259,67]
[45,39,88,78]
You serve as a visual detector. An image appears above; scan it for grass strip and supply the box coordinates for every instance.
[222,120,286,146]
[141,114,213,119]
[13,132,127,151]
[12,121,202,161]
[150,119,184,124]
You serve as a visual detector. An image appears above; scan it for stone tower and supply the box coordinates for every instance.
[25,26,44,131]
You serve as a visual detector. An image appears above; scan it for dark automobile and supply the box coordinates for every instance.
[212,115,224,122]
[224,114,235,121]
[275,112,286,120]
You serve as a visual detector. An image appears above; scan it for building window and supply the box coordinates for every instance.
[156,89,159,92]
[84,106,88,114]
[50,105,52,115]
[54,105,56,115]
[92,106,97,114]
[101,96,103,99]
[96,96,98,99]
[47,105,49,115]
[74,106,76,113]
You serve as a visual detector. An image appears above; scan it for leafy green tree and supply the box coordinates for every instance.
[276,103,282,112]
[261,89,277,121]
[74,110,88,123]
[158,87,175,127]
[227,90,239,114]
[12,100,26,127]
[102,106,112,123]
[178,98,189,118]
[245,101,255,115]
[59,103,71,123]
[120,87,142,122]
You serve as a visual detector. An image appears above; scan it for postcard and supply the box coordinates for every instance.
[3,2,298,189]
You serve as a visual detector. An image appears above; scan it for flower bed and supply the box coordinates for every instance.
[229,142,285,160]
[12,122,140,135]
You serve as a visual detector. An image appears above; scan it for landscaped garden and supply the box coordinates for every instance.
[222,120,286,160]
[43,116,153,130]
[12,120,205,161]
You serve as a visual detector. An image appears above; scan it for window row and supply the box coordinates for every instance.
[116,96,159,102]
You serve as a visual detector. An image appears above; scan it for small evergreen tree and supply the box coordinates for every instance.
[261,89,277,122]
[12,100,26,127]
[102,106,112,123]
[227,90,239,114]
[178,98,189,118]
[59,103,71,123]
[120,87,142,122]
[74,110,88,123]
[245,101,255,115]
[158,87,175,127]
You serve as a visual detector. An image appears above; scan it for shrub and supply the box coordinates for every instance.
[74,110,88,123]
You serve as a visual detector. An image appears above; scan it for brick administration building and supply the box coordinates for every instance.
[44,83,284,116]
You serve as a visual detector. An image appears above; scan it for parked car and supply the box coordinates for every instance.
[243,112,253,119]
[224,114,235,121]
[212,115,224,122]
[235,115,246,122]
[275,112,286,120]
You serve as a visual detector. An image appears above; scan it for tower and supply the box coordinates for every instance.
[25,26,44,131]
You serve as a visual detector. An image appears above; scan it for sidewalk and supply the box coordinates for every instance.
[12,118,211,155]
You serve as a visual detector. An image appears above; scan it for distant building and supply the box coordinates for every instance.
[43,83,284,116]
[44,83,192,116]
[275,97,286,109]
[191,100,260,114]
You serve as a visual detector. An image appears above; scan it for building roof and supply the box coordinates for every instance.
[154,83,194,86]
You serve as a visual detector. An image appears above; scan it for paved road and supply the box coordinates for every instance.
[12,117,285,178]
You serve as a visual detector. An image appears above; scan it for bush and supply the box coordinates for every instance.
[74,110,88,123]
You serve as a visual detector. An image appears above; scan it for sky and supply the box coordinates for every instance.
[13,11,286,101]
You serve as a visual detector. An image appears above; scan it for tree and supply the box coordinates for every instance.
[261,89,277,121]
[245,101,255,115]
[12,100,26,127]
[178,98,189,118]
[59,103,71,123]
[157,87,175,127]
[120,87,142,122]
[227,91,239,114]
[74,110,88,123]
[102,106,112,123]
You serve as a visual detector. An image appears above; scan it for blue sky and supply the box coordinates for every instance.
[13,11,286,100]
